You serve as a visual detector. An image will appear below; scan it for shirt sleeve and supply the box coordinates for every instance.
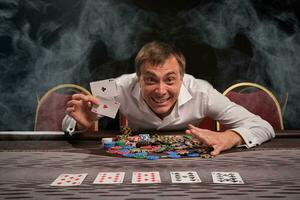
[205,86,275,148]
[62,115,88,136]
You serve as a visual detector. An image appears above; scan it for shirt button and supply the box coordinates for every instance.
[249,141,252,144]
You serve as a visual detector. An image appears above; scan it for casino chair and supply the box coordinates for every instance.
[198,117,217,131]
[34,84,98,131]
[216,82,284,131]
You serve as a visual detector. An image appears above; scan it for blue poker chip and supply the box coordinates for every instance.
[168,154,181,159]
[119,149,130,153]
[146,155,160,160]
[122,145,134,150]
[139,134,150,141]
[103,142,115,149]
[123,153,135,158]
[135,152,148,156]
[167,151,178,155]
[187,153,200,157]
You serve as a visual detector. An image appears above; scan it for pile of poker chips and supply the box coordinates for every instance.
[101,129,213,160]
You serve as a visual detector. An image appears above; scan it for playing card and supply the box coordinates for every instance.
[211,172,244,184]
[91,97,120,118]
[170,171,201,183]
[93,172,125,184]
[50,173,87,186]
[90,79,118,98]
[132,172,161,184]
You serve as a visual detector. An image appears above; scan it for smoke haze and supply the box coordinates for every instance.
[0,0,299,130]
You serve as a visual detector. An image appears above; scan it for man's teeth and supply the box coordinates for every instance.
[153,98,169,103]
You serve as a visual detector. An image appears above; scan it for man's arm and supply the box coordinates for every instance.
[205,87,275,148]
[186,85,275,156]
[62,94,100,135]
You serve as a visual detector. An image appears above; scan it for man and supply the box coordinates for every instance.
[63,41,275,156]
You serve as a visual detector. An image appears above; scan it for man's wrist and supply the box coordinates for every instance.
[224,130,244,147]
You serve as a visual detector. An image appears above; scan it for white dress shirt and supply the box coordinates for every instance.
[63,73,275,148]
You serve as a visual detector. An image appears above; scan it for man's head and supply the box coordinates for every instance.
[135,41,186,119]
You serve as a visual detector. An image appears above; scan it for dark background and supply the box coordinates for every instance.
[0,0,299,130]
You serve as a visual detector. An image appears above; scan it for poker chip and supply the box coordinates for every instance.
[123,153,135,158]
[101,137,113,143]
[167,154,181,159]
[146,155,160,160]
[115,141,125,146]
[116,149,130,155]
[110,146,122,151]
[122,145,134,150]
[103,142,116,149]
[183,134,193,139]
[106,149,118,154]
[139,134,150,141]
[135,152,148,156]
[140,145,153,150]
[134,154,146,159]
[101,127,213,160]
[166,151,178,155]
[187,153,200,157]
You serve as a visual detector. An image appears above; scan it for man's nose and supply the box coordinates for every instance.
[156,82,167,95]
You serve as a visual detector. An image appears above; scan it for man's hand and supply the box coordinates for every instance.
[66,94,100,129]
[185,124,244,156]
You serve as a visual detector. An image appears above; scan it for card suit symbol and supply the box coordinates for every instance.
[103,104,108,109]
[101,87,106,92]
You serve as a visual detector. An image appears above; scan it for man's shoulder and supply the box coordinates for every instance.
[115,73,138,87]
[183,74,213,92]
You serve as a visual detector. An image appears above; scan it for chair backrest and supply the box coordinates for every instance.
[217,82,284,131]
[34,84,98,131]
[198,117,216,130]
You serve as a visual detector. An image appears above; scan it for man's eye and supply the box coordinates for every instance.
[145,77,155,84]
[166,77,175,84]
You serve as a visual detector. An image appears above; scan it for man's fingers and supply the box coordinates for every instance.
[67,99,82,108]
[189,128,209,144]
[188,124,205,132]
[66,106,75,113]
[72,94,100,105]
[210,145,222,156]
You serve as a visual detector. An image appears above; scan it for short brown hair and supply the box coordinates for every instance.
[135,41,186,77]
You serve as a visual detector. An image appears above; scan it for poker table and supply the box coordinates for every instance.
[0,131,300,200]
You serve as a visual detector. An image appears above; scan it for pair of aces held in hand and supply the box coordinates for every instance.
[90,79,120,119]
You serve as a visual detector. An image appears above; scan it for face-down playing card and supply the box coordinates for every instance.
[91,97,120,118]
[50,173,88,186]
[211,172,244,184]
[132,172,161,184]
[170,171,202,183]
[93,172,125,184]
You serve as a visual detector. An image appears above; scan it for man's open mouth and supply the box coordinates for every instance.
[151,97,171,105]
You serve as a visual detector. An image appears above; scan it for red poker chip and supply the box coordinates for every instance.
[106,149,118,154]
[110,146,122,150]
[150,146,161,151]
[116,150,130,155]
[140,146,153,150]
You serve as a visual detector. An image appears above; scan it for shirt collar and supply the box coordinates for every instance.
[178,83,192,106]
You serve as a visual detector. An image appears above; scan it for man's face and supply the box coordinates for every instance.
[139,56,183,119]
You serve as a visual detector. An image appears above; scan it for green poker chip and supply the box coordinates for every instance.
[115,141,125,146]
[183,134,193,139]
